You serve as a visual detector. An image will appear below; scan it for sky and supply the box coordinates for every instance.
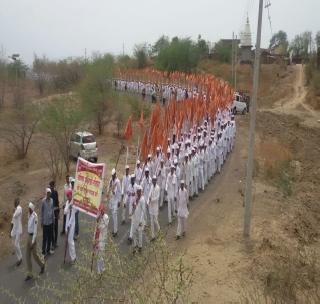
[0,0,319,64]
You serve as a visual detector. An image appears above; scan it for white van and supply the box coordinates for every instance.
[70,131,98,162]
[232,94,247,115]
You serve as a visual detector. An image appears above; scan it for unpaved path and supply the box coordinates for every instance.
[261,64,320,128]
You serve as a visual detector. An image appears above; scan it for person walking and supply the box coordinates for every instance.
[49,181,60,249]
[95,204,109,274]
[165,165,178,224]
[41,188,54,257]
[64,190,76,264]
[108,169,121,237]
[11,198,22,266]
[131,185,146,253]
[25,202,45,281]
[176,180,189,240]
[121,165,130,224]
[147,176,160,241]
[61,175,71,235]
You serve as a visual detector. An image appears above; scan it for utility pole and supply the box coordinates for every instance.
[232,32,234,87]
[243,0,264,237]
[235,35,238,92]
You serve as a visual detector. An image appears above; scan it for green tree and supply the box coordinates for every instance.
[134,44,148,69]
[197,34,209,58]
[290,31,312,60]
[152,35,170,56]
[155,37,200,73]
[213,40,233,63]
[79,54,115,135]
[269,30,288,55]
[40,96,84,173]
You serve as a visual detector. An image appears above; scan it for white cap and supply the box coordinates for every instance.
[125,165,130,169]
[167,147,171,153]
[171,164,175,169]
[152,175,157,180]
[160,158,164,162]
[131,174,136,179]
[145,167,149,172]
[136,160,140,165]
[174,159,178,165]
[28,202,35,211]
[180,180,185,184]
[156,147,160,151]
[148,154,152,158]
[111,168,116,175]
[46,188,51,193]
[137,185,142,191]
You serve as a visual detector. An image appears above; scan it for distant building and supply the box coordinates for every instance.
[240,17,253,64]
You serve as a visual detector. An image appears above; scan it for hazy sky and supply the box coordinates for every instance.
[1,0,319,64]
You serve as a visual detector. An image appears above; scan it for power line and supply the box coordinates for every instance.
[265,0,273,37]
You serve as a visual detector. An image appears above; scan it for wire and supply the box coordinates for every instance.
[265,0,273,38]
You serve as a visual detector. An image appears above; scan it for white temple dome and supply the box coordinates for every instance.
[240,17,252,47]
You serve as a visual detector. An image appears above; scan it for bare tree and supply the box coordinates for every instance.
[0,105,39,159]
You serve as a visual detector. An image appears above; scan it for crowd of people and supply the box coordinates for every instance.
[10,66,235,279]
[9,106,235,279]
[114,78,206,104]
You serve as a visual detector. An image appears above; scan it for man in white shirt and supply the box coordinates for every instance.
[95,203,109,274]
[11,198,22,266]
[25,202,45,281]
[147,176,160,240]
[134,160,143,183]
[176,180,189,239]
[121,165,130,224]
[108,169,122,237]
[131,186,146,252]
[165,165,178,224]
[127,174,138,243]
[156,159,166,208]
[64,190,76,264]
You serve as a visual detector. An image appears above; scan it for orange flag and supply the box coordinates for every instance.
[123,115,133,142]
[138,110,144,133]
[140,130,148,161]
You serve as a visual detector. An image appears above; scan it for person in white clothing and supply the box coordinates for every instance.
[95,203,109,274]
[176,180,189,239]
[25,202,45,281]
[165,165,178,224]
[147,176,160,240]
[121,165,131,224]
[134,160,143,183]
[127,174,138,242]
[64,190,76,263]
[11,198,22,266]
[108,168,121,237]
[156,159,166,208]
[131,186,146,252]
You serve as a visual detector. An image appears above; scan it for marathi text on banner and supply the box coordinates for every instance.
[73,157,106,218]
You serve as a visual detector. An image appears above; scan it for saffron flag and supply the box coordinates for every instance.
[123,115,133,142]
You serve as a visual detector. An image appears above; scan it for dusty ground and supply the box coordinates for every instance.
[166,64,320,303]
[0,63,319,303]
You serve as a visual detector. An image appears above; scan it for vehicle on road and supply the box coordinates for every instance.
[70,131,98,163]
[232,93,248,115]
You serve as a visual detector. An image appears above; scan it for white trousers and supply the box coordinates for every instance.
[97,251,105,274]
[177,217,187,236]
[68,225,76,261]
[150,214,160,239]
[167,196,175,223]
[133,226,143,248]
[198,168,204,191]
[13,233,22,261]
[217,154,223,172]
[193,175,199,195]
[112,208,118,234]
[159,188,164,208]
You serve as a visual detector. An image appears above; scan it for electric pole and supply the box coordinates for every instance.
[243,0,264,237]
[235,35,238,92]
[232,32,234,87]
